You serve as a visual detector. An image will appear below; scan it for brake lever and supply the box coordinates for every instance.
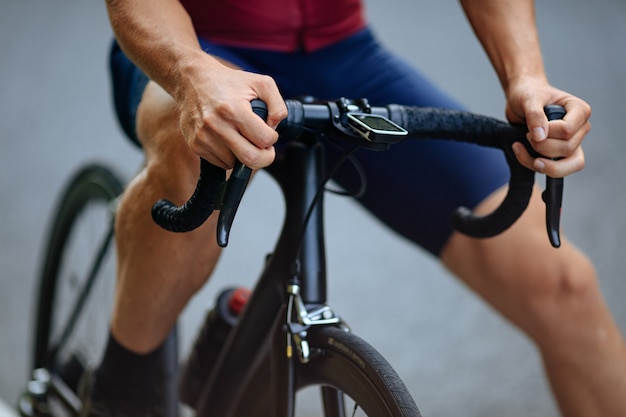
[215,99,268,247]
[542,104,567,248]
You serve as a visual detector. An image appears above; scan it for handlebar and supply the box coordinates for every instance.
[151,98,565,248]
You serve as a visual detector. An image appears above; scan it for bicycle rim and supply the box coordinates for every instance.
[32,164,123,412]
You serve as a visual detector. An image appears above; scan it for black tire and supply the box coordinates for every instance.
[32,164,123,398]
[295,325,421,417]
[229,325,421,417]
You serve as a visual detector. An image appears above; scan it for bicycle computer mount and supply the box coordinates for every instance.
[329,98,407,150]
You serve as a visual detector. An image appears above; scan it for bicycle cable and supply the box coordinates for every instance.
[291,141,363,281]
[323,136,368,198]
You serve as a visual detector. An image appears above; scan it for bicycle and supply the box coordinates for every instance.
[18,96,565,417]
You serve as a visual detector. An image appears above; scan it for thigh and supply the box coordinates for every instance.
[440,185,597,340]
[110,32,510,256]
[108,38,261,149]
[211,29,510,256]
[298,30,511,256]
[109,41,149,146]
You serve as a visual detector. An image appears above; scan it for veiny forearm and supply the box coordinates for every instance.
[105,0,215,101]
[459,0,547,93]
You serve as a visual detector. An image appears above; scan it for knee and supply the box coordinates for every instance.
[114,170,221,295]
[117,82,221,294]
[444,229,600,341]
[517,248,597,308]
[500,244,600,339]
[444,187,606,347]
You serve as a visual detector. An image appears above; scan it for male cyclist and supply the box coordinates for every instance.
[84,0,626,416]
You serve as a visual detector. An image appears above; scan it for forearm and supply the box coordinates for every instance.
[460,0,547,93]
[105,0,218,102]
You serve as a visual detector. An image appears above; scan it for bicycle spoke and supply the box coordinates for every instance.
[48,223,115,364]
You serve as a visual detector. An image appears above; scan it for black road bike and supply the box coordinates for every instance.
[19,97,565,417]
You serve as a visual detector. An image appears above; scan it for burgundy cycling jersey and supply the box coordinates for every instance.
[180,0,367,52]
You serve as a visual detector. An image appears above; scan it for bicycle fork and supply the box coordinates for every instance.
[285,279,344,364]
[279,277,349,417]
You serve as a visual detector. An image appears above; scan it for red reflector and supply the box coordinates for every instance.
[228,287,251,314]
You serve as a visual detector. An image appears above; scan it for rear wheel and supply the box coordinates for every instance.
[23,164,123,417]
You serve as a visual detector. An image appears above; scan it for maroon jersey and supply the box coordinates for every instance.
[180,0,367,52]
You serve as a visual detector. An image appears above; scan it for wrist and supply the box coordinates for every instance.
[503,73,549,99]
[168,48,221,103]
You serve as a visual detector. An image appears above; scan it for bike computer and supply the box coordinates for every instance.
[346,113,408,142]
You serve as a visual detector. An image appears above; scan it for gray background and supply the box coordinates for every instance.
[1,1,625,416]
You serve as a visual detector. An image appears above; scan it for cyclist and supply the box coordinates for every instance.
[84,0,625,416]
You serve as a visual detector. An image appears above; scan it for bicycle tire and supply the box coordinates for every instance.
[229,325,421,417]
[31,164,123,413]
[297,325,421,417]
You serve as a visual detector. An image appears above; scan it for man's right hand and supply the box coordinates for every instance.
[176,52,288,170]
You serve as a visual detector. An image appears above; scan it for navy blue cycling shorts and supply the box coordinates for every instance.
[109,28,509,256]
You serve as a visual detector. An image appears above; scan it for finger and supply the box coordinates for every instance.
[555,99,592,139]
[543,115,591,143]
[252,75,288,129]
[197,125,275,171]
[512,141,536,171]
[190,127,237,170]
[201,101,278,169]
[525,121,588,159]
[535,147,586,178]
[228,133,276,169]
[236,105,280,150]
[512,141,585,177]
[219,112,277,169]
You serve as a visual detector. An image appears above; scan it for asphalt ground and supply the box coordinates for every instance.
[1,1,625,416]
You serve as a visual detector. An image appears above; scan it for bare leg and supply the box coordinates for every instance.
[441,185,626,417]
[111,80,222,353]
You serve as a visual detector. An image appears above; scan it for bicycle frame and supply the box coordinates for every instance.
[179,99,569,416]
[194,132,338,417]
[23,98,568,417]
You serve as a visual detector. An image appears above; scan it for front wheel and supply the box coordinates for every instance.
[228,324,421,417]
[296,325,421,417]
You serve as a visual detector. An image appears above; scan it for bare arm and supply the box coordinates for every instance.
[105,0,202,99]
[460,0,546,91]
[460,0,590,177]
[105,0,287,169]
